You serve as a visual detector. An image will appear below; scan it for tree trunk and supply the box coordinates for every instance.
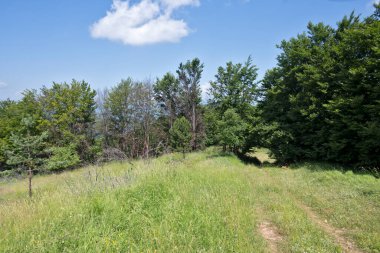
[144,134,150,159]
[169,102,175,129]
[192,103,196,150]
[28,167,33,198]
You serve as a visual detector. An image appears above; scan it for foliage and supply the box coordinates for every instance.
[217,109,247,152]
[169,117,192,156]
[5,117,47,171]
[0,93,42,169]
[39,80,97,162]
[153,72,179,129]
[177,58,205,150]
[260,8,380,167]
[207,57,259,152]
[99,79,161,158]
[45,145,80,171]
[203,106,220,146]
[4,116,48,196]
[208,56,259,119]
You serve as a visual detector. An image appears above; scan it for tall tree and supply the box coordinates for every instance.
[154,73,179,129]
[177,58,204,150]
[39,80,97,162]
[208,56,259,118]
[260,7,380,167]
[102,79,162,159]
[217,109,247,153]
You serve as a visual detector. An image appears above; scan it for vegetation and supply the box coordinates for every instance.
[5,117,47,197]
[169,117,192,157]
[0,6,378,251]
[0,149,378,252]
[260,6,380,166]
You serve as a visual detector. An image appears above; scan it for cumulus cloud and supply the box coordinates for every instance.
[0,81,8,88]
[90,0,200,46]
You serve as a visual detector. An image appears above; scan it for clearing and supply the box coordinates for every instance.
[0,148,379,252]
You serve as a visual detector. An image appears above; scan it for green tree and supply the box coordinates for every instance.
[154,73,179,129]
[39,80,97,162]
[218,109,247,153]
[203,106,220,146]
[45,145,80,171]
[260,7,380,167]
[209,56,259,119]
[0,91,43,170]
[169,117,192,158]
[5,117,47,197]
[177,58,204,150]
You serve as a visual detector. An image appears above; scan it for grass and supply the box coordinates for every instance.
[0,148,379,252]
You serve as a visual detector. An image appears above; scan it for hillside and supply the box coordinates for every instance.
[0,149,379,252]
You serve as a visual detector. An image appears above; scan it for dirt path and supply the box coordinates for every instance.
[258,221,283,253]
[296,201,364,253]
[245,167,365,253]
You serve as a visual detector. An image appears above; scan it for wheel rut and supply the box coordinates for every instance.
[258,221,283,253]
[295,201,364,253]
[248,168,364,253]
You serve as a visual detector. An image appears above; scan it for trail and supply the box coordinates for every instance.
[295,201,364,253]
[247,166,364,253]
[270,165,365,253]
[258,221,283,253]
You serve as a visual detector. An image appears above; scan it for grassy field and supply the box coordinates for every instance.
[0,148,379,252]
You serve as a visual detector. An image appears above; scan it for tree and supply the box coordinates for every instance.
[169,117,192,158]
[103,79,133,153]
[260,8,380,167]
[130,80,158,159]
[177,58,204,150]
[208,56,259,119]
[0,92,43,170]
[203,106,220,146]
[217,109,247,152]
[5,117,47,197]
[39,80,97,162]
[45,145,80,171]
[154,73,179,129]
[101,79,162,159]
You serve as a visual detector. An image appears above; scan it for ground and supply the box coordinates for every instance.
[0,148,379,252]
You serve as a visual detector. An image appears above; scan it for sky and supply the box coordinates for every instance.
[0,0,378,100]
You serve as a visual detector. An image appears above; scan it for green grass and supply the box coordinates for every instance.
[0,148,379,252]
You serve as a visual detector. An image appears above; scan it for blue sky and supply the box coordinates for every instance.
[0,0,378,100]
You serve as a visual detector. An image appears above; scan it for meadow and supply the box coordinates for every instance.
[0,148,379,252]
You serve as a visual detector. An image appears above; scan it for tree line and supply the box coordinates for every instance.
[0,5,379,187]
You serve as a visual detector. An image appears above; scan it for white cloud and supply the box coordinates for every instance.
[0,81,8,88]
[90,0,199,46]
[161,0,199,13]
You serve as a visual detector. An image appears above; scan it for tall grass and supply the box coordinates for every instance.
[0,149,379,252]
